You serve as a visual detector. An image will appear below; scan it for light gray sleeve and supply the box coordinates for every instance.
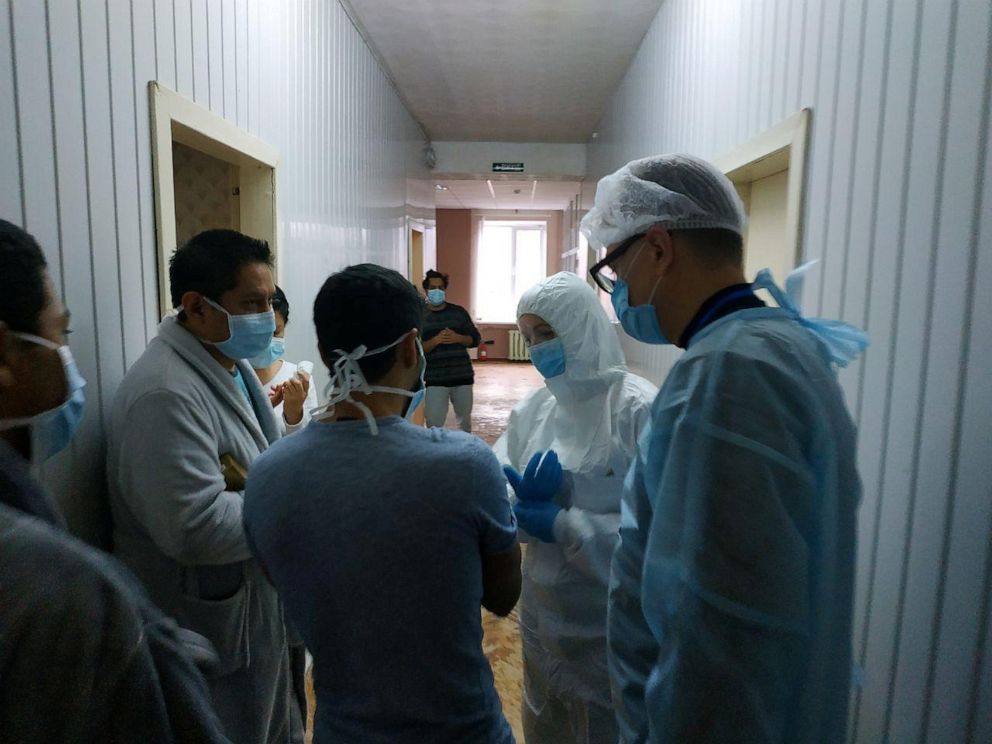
[113,390,251,565]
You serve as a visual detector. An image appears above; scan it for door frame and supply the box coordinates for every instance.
[713,108,811,272]
[149,82,280,317]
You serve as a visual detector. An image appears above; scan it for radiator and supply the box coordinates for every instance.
[508,330,530,361]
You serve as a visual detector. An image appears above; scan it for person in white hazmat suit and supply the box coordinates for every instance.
[583,154,868,744]
[494,271,657,744]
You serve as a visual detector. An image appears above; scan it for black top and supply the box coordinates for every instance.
[678,283,766,348]
[420,302,482,388]
[0,438,62,527]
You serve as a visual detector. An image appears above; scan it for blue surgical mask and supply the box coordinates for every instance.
[405,340,428,420]
[426,289,446,306]
[249,336,285,369]
[529,337,566,379]
[203,297,276,360]
[612,278,670,345]
[0,332,87,460]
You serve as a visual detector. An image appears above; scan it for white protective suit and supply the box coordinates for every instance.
[493,272,657,743]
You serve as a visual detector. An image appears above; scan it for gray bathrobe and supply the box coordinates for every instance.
[107,315,301,744]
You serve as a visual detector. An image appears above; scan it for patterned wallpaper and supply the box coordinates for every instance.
[172,142,237,245]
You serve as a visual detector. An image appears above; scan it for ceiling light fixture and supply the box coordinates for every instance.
[530,180,538,203]
[486,180,496,200]
[434,183,448,191]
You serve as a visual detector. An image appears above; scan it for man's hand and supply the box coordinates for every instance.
[268,383,284,408]
[282,371,310,425]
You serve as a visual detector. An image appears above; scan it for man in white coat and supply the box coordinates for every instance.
[107,229,301,744]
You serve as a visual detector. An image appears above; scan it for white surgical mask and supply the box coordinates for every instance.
[312,331,426,435]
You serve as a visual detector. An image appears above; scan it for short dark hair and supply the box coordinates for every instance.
[0,219,49,334]
[272,286,289,324]
[670,228,743,268]
[422,269,449,291]
[168,229,273,309]
[315,264,423,384]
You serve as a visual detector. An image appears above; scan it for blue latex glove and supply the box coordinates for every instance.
[503,450,563,503]
[513,499,561,543]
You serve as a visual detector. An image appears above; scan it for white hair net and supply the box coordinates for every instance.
[580,154,746,249]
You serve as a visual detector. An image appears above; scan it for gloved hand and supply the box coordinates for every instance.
[503,450,563,503]
[513,499,561,543]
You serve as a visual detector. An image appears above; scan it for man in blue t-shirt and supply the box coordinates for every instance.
[244,264,521,744]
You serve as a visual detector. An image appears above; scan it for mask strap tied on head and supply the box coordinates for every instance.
[312,330,425,436]
[752,261,869,368]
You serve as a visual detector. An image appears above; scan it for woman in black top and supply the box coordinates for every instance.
[420,270,481,431]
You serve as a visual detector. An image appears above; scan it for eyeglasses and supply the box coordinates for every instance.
[589,233,646,294]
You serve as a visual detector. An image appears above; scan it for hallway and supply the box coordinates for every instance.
[2,0,989,741]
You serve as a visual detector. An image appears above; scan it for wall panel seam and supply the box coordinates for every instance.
[881,0,953,736]
[8,1,25,225]
[127,0,148,342]
[837,0,870,318]
[75,0,105,422]
[102,0,127,375]
[814,0,849,316]
[965,501,992,744]
[42,0,66,297]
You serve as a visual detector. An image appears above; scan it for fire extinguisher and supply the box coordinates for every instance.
[478,339,493,361]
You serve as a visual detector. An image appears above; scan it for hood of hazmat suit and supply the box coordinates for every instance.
[493,272,657,717]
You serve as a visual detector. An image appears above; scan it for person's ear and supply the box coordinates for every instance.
[399,329,419,370]
[644,226,675,277]
[181,292,211,324]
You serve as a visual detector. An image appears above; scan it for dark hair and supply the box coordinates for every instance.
[670,228,743,268]
[422,269,449,291]
[0,219,49,334]
[272,286,289,324]
[314,264,423,384]
[168,229,273,309]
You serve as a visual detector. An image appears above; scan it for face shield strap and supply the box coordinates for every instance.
[311,331,419,435]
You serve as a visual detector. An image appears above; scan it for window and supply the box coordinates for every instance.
[475,220,547,322]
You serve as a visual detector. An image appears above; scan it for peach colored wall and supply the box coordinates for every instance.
[435,208,564,359]
[434,209,474,309]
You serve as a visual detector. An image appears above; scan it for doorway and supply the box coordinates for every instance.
[149,82,280,316]
[716,109,811,293]
[409,227,425,291]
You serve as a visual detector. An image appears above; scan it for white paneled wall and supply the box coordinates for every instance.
[586,1,992,743]
[0,0,427,544]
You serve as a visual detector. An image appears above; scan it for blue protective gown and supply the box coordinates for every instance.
[608,301,863,744]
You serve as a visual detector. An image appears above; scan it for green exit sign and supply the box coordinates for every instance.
[492,162,525,173]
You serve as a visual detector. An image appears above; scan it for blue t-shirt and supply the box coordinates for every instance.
[244,417,517,744]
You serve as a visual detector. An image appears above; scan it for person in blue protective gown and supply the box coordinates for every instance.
[494,271,657,743]
[582,154,868,744]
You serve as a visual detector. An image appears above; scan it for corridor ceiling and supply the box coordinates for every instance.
[344,0,664,142]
